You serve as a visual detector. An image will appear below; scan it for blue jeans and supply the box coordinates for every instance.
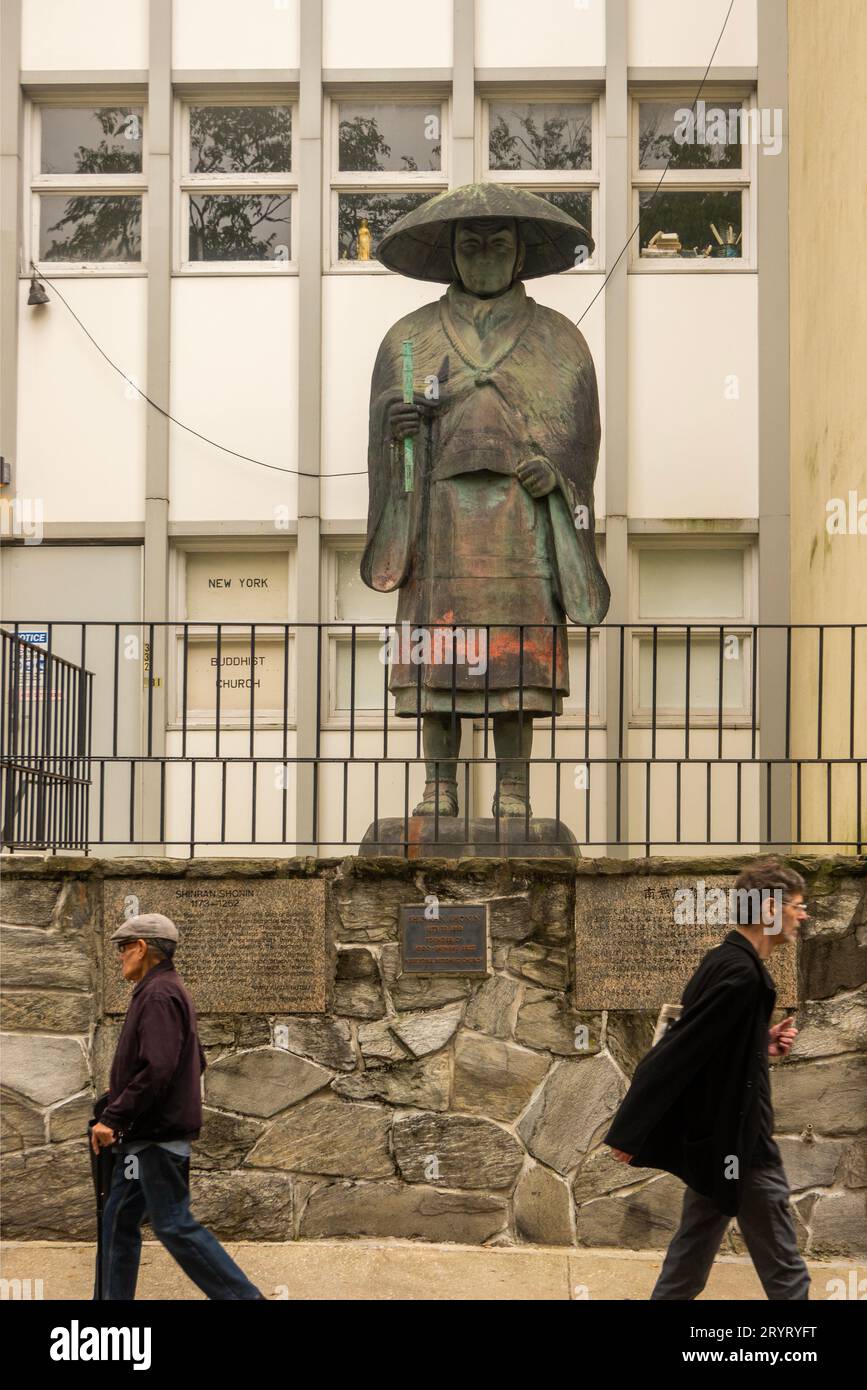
[99,1143,262,1300]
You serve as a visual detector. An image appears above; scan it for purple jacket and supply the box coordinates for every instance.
[101,959,206,1142]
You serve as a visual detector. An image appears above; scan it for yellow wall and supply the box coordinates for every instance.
[789,0,867,851]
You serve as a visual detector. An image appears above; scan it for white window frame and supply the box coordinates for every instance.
[169,541,297,730]
[174,94,298,275]
[325,89,450,273]
[321,540,402,728]
[478,87,602,272]
[26,94,148,276]
[629,86,757,273]
[628,537,758,727]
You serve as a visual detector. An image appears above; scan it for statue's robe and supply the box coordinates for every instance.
[361,278,610,714]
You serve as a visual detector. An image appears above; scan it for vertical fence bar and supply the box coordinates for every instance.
[717,625,724,761]
[817,625,824,759]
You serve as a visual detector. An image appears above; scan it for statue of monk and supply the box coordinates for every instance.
[361,183,610,820]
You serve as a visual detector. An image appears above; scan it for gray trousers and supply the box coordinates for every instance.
[651,1160,811,1300]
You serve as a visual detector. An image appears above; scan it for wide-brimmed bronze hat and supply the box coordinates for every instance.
[376,181,594,282]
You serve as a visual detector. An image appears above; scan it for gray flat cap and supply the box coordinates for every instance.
[110,912,179,945]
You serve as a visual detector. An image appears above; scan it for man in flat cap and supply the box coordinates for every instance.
[362,183,609,819]
[90,912,263,1299]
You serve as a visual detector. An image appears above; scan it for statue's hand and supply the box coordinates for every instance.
[388,393,441,442]
[516,456,557,498]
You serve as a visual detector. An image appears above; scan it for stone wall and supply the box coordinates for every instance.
[1,854,865,1255]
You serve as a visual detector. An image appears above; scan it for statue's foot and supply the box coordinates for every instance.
[492,790,532,818]
[412,783,458,817]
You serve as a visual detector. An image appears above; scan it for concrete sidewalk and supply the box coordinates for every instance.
[2,1241,864,1300]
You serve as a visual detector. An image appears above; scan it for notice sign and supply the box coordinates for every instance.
[14,631,60,701]
[400,903,489,976]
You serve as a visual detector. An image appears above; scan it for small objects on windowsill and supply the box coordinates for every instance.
[641,229,683,257]
[710,221,743,257]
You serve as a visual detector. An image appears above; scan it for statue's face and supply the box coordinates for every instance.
[453,218,522,297]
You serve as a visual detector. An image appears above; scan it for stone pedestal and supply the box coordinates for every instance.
[359,816,580,859]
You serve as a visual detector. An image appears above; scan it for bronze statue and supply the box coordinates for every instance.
[362,183,609,821]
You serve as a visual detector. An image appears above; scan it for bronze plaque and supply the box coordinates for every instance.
[400,904,489,975]
[103,877,327,1014]
[574,875,797,1009]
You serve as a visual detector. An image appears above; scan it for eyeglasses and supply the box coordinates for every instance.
[116,940,139,953]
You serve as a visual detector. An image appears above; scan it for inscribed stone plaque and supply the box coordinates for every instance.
[574,876,797,1009]
[103,878,326,1014]
[400,904,489,975]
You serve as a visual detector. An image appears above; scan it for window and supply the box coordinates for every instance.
[30,102,146,269]
[176,101,296,270]
[324,545,397,722]
[171,547,296,728]
[630,542,756,724]
[329,97,448,268]
[631,92,754,268]
[480,94,600,267]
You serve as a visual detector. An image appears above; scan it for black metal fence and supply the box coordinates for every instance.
[0,629,93,850]
[0,620,864,855]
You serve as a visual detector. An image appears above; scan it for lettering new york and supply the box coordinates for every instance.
[50,1320,152,1371]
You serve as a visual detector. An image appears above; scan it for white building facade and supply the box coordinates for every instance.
[1,1,815,857]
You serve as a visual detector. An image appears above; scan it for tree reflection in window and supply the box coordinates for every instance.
[488,103,592,171]
[40,107,143,261]
[337,107,441,173]
[41,195,142,261]
[41,106,142,175]
[337,191,433,261]
[189,105,291,174]
[189,194,291,261]
[638,101,743,171]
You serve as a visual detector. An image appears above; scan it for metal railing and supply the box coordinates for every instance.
[0,620,864,856]
[0,629,93,850]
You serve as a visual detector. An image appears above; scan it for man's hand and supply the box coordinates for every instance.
[769,1015,797,1057]
[90,1121,117,1154]
[388,393,440,442]
[610,1148,634,1164]
[516,456,557,498]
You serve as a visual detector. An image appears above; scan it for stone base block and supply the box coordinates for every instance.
[359,817,581,859]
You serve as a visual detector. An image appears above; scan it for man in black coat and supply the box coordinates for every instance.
[91,913,264,1300]
[604,858,811,1300]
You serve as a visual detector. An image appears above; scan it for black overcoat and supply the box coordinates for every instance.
[603,931,778,1216]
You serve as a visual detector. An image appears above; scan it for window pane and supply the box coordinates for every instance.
[39,193,142,261]
[188,194,291,261]
[562,636,591,714]
[639,190,742,258]
[533,189,592,240]
[337,190,435,261]
[638,637,747,712]
[335,640,393,712]
[638,101,744,171]
[335,552,397,622]
[189,105,291,174]
[638,550,744,620]
[488,102,592,171]
[338,103,441,173]
[40,107,143,175]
